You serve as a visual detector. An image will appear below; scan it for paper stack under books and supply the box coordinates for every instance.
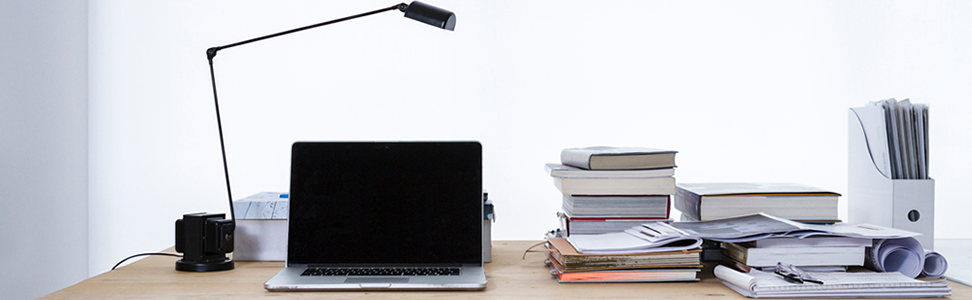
[541,222,703,283]
[546,146,677,236]
[675,182,840,223]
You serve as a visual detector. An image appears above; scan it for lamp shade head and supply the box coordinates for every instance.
[404,1,456,31]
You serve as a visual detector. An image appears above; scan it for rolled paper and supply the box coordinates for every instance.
[714,265,757,291]
[865,237,924,278]
[921,249,948,278]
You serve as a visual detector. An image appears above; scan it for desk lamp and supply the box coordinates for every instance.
[174,1,456,272]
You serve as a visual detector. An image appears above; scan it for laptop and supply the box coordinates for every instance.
[264,141,487,291]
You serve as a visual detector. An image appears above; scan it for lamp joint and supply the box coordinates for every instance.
[206,47,220,61]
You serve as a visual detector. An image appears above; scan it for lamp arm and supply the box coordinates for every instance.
[206,3,407,220]
[207,3,405,60]
[207,59,234,220]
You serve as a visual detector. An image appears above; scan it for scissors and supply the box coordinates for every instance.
[774,262,824,284]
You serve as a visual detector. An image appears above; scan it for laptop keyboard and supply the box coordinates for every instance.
[301,267,461,276]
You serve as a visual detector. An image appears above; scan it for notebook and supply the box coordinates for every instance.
[264,141,487,291]
[714,265,950,298]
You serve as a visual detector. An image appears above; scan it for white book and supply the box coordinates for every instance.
[563,195,670,218]
[554,177,676,195]
[545,163,675,178]
[722,242,865,267]
[564,219,670,236]
[699,197,838,221]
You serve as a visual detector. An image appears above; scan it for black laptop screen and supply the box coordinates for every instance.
[287,142,482,265]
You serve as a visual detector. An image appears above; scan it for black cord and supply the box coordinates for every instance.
[112,253,183,271]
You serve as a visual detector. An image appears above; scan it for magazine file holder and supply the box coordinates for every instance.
[848,108,935,250]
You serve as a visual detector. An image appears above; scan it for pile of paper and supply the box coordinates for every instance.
[667,213,917,243]
[868,98,930,179]
[669,213,948,279]
[566,222,702,254]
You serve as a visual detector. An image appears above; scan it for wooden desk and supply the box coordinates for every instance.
[42,241,972,299]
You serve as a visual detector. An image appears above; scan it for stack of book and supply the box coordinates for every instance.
[544,221,703,283]
[546,146,678,236]
[675,182,840,223]
[545,237,701,283]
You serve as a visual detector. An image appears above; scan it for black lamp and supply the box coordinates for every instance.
[174,1,456,272]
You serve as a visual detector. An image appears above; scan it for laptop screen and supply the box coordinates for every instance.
[287,141,482,266]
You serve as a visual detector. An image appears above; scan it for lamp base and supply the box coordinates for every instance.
[175,258,235,272]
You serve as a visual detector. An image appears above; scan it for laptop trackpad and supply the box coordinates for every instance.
[344,277,409,284]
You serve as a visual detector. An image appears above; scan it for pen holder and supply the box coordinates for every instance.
[848,109,935,249]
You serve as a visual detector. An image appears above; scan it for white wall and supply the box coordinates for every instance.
[0,1,88,299]
[86,0,972,276]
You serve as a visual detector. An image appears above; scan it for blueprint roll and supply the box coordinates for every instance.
[865,237,924,278]
[921,249,948,278]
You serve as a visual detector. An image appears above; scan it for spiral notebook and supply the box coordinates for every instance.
[714,265,950,298]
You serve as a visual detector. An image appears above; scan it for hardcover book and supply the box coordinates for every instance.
[560,146,677,170]
[675,183,839,222]
[721,241,865,267]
